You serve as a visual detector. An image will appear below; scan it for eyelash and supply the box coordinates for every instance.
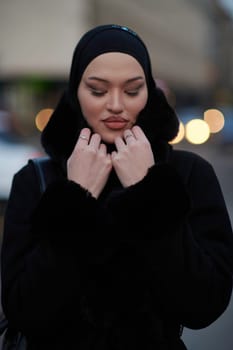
[91,90,106,96]
[90,88,141,97]
[126,90,139,96]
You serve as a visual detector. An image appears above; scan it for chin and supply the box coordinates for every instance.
[102,131,123,144]
[102,137,115,145]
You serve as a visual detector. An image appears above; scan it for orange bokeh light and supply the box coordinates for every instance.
[35,108,54,131]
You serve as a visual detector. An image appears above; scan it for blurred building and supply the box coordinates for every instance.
[0,0,232,126]
[0,0,91,79]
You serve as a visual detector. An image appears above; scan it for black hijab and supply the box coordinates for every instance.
[41,24,179,164]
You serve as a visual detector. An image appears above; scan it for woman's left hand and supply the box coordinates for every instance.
[111,125,155,187]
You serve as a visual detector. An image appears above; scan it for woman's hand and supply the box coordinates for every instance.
[67,128,112,198]
[111,126,155,187]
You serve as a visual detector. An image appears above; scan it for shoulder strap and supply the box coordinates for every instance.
[0,158,60,339]
[0,317,8,335]
[30,156,63,194]
[30,157,50,193]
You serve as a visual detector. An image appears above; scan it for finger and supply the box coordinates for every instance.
[132,125,148,141]
[99,143,107,155]
[114,136,126,151]
[111,151,117,160]
[76,128,91,146]
[124,130,136,144]
[89,133,101,149]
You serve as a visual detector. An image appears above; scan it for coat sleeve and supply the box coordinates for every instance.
[0,161,114,336]
[106,154,233,329]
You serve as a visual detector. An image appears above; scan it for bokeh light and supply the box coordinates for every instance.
[170,121,185,144]
[35,108,54,131]
[204,108,225,133]
[185,119,210,144]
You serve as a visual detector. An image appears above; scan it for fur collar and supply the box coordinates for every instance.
[41,86,178,168]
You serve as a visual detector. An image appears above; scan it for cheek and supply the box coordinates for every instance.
[130,94,148,116]
[79,94,102,121]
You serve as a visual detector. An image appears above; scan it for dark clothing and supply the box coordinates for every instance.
[1,24,233,350]
[1,143,233,349]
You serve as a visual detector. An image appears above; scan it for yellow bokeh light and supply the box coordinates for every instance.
[204,108,225,133]
[185,119,210,144]
[170,121,185,144]
[35,108,54,132]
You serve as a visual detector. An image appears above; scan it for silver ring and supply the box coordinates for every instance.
[125,134,134,140]
[80,135,87,140]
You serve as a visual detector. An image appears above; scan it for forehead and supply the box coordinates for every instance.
[82,52,145,78]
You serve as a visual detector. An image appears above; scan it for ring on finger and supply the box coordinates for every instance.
[125,134,134,140]
[80,135,88,140]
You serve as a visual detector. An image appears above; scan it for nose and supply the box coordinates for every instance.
[106,91,124,113]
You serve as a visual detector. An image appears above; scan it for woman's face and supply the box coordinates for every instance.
[77,52,148,144]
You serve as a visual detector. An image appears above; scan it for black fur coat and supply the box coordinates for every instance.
[1,88,233,350]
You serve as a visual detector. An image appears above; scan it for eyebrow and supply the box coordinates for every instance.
[86,76,145,83]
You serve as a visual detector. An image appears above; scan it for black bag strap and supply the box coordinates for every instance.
[0,157,62,345]
[30,156,63,194]
[30,157,50,193]
[0,317,8,336]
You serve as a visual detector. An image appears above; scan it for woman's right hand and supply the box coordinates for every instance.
[67,128,112,198]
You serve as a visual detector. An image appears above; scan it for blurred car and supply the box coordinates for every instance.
[0,110,42,200]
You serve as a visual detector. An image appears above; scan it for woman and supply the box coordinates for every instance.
[1,24,233,350]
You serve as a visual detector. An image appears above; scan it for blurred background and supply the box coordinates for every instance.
[0,0,233,348]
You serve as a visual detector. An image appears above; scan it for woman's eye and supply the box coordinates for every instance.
[125,84,144,96]
[126,90,139,96]
[90,89,106,96]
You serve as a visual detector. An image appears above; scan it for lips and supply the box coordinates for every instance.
[103,117,128,130]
